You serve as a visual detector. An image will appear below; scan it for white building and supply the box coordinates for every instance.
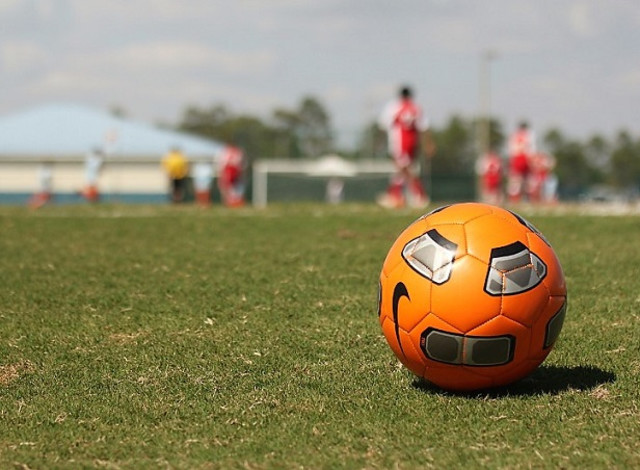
[0,103,225,203]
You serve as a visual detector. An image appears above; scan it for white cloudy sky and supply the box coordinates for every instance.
[1,0,639,148]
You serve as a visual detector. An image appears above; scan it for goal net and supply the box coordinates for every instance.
[251,156,395,207]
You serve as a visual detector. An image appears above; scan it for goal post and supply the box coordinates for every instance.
[251,157,395,207]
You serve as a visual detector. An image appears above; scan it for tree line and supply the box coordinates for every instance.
[171,96,640,198]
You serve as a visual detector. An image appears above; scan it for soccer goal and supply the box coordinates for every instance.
[251,155,395,207]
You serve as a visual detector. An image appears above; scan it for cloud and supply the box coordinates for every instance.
[103,41,276,75]
[0,41,46,72]
[1,0,639,141]
[0,0,21,15]
[568,2,596,37]
[71,0,220,23]
[617,70,640,90]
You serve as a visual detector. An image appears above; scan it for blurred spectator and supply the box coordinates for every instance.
[528,152,558,204]
[476,149,504,205]
[507,121,535,203]
[326,177,345,204]
[377,85,436,209]
[542,170,559,205]
[193,161,213,207]
[217,145,246,207]
[28,162,53,209]
[80,147,104,203]
[162,146,189,203]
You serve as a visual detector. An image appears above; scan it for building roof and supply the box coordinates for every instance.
[0,103,224,161]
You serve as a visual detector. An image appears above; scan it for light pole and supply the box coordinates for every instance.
[476,50,497,200]
[479,50,497,155]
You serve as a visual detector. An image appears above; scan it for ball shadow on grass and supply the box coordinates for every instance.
[412,365,616,398]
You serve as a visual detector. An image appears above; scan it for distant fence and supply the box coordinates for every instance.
[251,158,476,206]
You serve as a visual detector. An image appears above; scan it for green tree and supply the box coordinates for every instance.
[179,104,231,139]
[584,134,609,170]
[177,104,285,160]
[355,120,387,160]
[582,134,609,185]
[542,129,592,197]
[272,96,333,158]
[610,131,640,190]
[297,96,333,157]
[272,108,302,158]
[431,115,477,174]
[174,97,640,198]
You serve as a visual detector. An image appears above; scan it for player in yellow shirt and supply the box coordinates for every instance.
[162,146,189,203]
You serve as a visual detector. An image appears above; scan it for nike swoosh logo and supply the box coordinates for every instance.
[392,282,410,357]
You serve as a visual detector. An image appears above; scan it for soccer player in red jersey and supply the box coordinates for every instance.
[377,86,436,208]
[528,151,557,204]
[476,149,504,205]
[217,145,246,207]
[507,121,535,203]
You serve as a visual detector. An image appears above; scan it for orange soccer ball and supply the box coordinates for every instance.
[378,203,567,392]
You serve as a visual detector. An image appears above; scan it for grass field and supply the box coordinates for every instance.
[1,202,639,469]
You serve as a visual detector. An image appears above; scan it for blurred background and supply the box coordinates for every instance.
[1,0,639,205]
